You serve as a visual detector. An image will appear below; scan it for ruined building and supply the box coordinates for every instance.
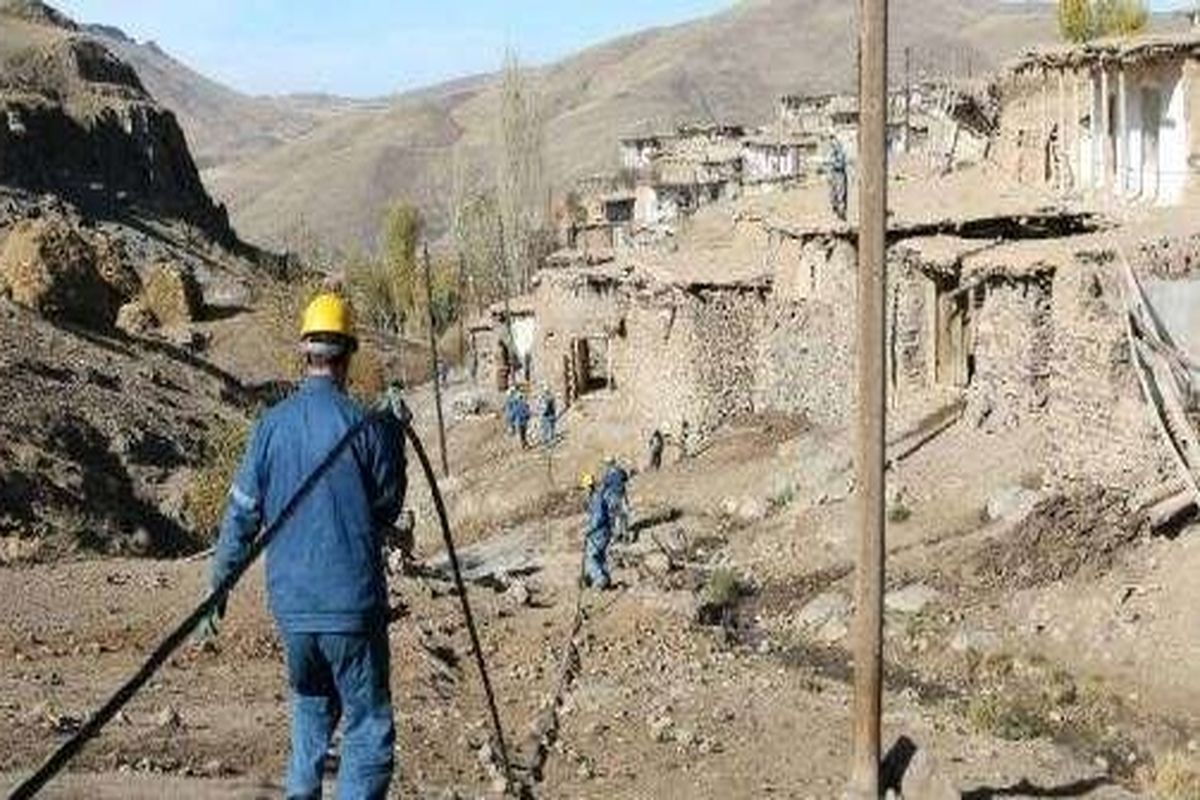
[488,31,1200,506]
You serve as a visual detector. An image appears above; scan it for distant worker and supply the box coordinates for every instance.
[513,390,532,449]
[828,138,848,222]
[648,429,664,471]
[503,386,519,437]
[679,419,692,461]
[581,470,614,590]
[602,457,632,543]
[539,384,558,447]
[200,293,406,800]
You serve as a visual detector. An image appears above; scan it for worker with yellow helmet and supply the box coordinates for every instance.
[203,292,406,798]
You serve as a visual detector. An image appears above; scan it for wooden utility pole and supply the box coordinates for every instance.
[423,244,450,478]
[457,252,468,366]
[904,46,912,154]
[851,0,887,796]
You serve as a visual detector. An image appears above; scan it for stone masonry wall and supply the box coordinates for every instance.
[966,273,1054,431]
[1045,252,1170,494]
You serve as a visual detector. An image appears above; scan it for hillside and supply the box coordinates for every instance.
[198,0,1062,252]
[0,1,236,245]
[0,0,277,557]
[84,24,373,171]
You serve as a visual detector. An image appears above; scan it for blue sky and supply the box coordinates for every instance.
[54,1,734,98]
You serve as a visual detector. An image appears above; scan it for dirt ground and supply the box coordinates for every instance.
[3,371,1197,799]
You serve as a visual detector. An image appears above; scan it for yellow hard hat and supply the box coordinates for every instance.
[579,472,595,491]
[300,293,357,345]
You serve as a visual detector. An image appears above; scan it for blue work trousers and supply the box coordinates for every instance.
[584,527,612,589]
[540,417,556,446]
[283,629,395,800]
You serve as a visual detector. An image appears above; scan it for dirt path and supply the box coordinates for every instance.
[2,387,1196,797]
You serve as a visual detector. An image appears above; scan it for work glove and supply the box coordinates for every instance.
[378,381,412,428]
[193,592,227,646]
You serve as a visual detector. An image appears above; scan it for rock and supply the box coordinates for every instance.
[0,216,119,329]
[90,234,140,302]
[504,579,531,609]
[154,705,182,730]
[796,591,851,630]
[885,583,939,615]
[674,727,698,748]
[575,759,594,780]
[985,486,1041,523]
[901,749,958,800]
[141,262,203,327]
[159,325,209,352]
[648,714,674,743]
[737,497,768,523]
[115,300,153,335]
[129,527,153,555]
[949,627,1001,655]
[643,550,674,576]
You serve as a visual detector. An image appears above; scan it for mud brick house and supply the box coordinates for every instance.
[997,32,1200,205]
[507,168,1198,499]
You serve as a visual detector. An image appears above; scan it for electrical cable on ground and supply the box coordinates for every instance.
[404,424,517,794]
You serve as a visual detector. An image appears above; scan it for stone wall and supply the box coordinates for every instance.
[528,228,1185,495]
[1044,252,1170,493]
[966,272,1054,430]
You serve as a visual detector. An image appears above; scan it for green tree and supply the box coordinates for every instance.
[1058,0,1093,42]
[380,202,423,328]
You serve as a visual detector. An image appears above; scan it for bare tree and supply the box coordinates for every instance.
[495,50,548,295]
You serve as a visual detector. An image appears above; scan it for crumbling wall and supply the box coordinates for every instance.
[889,251,934,404]
[1045,252,1170,493]
[757,237,856,429]
[966,272,1054,430]
[994,67,1082,190]
[533,274,624,400]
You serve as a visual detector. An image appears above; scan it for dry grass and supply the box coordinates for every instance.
[184,417,251,542]
[1145,752,1200,800]
[259,277,388,402]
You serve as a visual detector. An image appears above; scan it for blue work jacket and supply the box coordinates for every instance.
[211,376,406,633]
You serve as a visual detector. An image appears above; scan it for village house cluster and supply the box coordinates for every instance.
[563,82,992,256]
[471,33,1200,508]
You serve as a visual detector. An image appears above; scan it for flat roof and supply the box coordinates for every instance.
[1010,30,1200,71]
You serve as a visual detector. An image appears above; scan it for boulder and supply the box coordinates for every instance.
[141,261,203,327]
[796,591,851,643]
[91,234,140,302]
[115,299,153,335]
[0,217,117,328]
[885,583,939,616]
[985,486,1041,523]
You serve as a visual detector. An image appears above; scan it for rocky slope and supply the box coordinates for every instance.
[0,1,281,559]
[0,0,235,246]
